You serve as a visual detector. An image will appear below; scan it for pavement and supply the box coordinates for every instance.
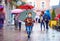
[0,23,60,41]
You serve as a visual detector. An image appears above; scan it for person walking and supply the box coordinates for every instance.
[14,14,19,30]
[43,10,51,31]
[43,15,50,31]
[18,14,22,31]
[40,11,45,31]
[24,12,34,38]
[35,10,40,23]
[0,9,5,29]
[35,15,40,23]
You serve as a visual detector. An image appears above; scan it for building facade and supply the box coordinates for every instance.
[52,0,60,15]
[22,0,50,10]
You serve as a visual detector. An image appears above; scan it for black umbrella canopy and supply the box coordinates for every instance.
[18,10,36,21]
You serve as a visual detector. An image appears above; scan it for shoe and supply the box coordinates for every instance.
[28,35,30,38]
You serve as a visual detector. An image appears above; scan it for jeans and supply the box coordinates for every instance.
[19,22,21,30]
[0,19,4,29]
[46,22,49,30]
[36,18,39,23]
[26,26,33,36]
[40,22,45,31]
[14,20,18,29]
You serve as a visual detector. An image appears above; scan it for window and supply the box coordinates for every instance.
[42,2,45,8]
[42,2,44,4]
[40,1,45,9]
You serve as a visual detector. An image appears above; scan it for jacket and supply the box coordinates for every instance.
[24,17,34,26]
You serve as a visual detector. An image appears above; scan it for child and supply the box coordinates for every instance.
[24,12,34,38]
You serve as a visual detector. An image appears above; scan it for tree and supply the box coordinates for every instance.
[10,0,26,9]
[51,9,56,20]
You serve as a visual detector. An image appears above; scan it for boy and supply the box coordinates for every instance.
[24,12,34,38]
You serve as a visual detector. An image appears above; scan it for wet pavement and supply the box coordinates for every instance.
[0,23,60,41]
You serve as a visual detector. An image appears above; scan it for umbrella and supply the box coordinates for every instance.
[57,14,60,18]
[18,10,36,21]
[0,5,4,8]
[19,4,34,10]
[0,5,4,11]
[11,9,25,14]
[54,17,59,21]
[44,10,51,20]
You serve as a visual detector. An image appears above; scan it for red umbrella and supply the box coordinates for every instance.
[0,5,4,11]
[54,17,59,21]
[0,8,3,11]
[19,4,34,10]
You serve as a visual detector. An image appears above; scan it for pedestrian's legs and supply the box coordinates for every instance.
[28,26,33,38]
[30,26,33,34]
[14,23,17,30]
[19,22,21,31]
[0,24,3,29]
[14,20,18,30]
[26,26,32,38]
[25,26,27,31]
[36,18,37,22]
[38,19,40,23]
[26,26,30,38]
[36,18,38,22]
[43,22,45,31]
[46,22,49,31]
[31,25,33,32]
[0,19,4,29]
[40,22,42,31]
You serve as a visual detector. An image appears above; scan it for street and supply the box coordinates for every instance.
[0,23,60,41]
[0,0,60,41]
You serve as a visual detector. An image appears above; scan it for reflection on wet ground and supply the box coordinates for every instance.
[0,23,60,41]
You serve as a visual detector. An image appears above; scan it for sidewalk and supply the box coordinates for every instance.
[1,23,60,41]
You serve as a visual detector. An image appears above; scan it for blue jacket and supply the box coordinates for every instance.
[43,15,50,23]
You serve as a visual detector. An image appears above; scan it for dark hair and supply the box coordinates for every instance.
[28,12,32,15]
[41,11,44,14]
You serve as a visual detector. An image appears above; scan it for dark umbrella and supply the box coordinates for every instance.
[18,4,35,21]
[18,10,36,21]
[0,5,4,8]
[0,5,4,11]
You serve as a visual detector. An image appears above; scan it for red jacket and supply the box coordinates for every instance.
[24,17,35,26]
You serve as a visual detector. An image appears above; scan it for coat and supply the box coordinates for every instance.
[24,17,34,26]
